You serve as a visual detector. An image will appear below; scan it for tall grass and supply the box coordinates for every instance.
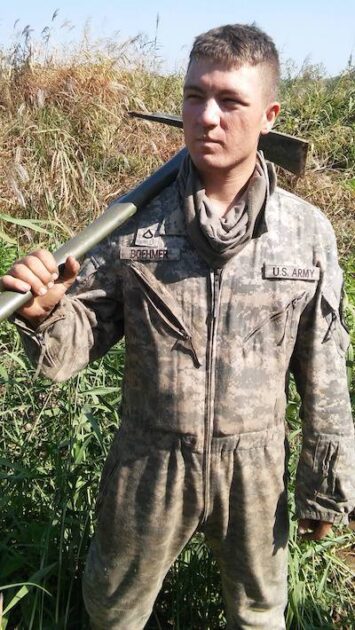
[0,28,354,629]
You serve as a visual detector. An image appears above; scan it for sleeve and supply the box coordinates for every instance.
[290,221,355,524]
[12,239,125,383]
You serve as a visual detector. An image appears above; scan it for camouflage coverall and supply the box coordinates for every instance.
[16,161,355,629]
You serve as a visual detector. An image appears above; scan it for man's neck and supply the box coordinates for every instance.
[201,158,256,217]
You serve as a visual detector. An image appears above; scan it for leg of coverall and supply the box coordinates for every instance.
[82,433,204,629]
[203,432,289,630]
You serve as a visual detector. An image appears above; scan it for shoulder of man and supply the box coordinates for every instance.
[269,185,337,249]
[268,185,343,301]
[112,179,182,243]
[74,179,182,283]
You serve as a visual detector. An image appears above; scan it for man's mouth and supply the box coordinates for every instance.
[197,137,220,144]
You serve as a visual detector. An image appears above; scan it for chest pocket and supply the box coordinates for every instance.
[243,292,308,357]
[126,261,202,367]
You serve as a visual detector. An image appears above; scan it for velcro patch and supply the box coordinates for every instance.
[264,264,320,281]
[159,207,186,235]
[120,247,180,261]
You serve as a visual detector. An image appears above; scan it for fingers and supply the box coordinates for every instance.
[316,522,333,540]
[1,273,32,294]
[1,250,81,324]
[61,256,80,287]
[1,250,80,310]
[2,250,58,297]
[298,519,333,541]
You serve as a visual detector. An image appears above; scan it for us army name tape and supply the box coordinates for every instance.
[264,265,320,281]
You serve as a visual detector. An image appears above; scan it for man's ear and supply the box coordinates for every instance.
[261,101,280,135]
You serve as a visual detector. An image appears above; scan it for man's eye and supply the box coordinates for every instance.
[222,98,240,106]
[185,93,202,101]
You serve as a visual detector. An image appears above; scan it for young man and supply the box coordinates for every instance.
[2,24,354,630]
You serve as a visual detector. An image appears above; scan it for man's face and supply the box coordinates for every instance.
[182,58,279,178]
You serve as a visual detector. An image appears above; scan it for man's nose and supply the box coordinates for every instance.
[198,99,220,126]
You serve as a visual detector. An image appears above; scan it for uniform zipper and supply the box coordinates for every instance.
[201,268,222,523]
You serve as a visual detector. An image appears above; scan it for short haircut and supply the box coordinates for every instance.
[188,24,280,99]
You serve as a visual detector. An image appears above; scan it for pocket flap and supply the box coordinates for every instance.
[321,285,340,314]
[321,285,349,353]
[127,261,202,367]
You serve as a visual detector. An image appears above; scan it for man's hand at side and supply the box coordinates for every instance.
[298,519,333,541]
[0,250,80,327]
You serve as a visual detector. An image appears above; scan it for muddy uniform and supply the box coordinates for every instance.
[16,158,355,629]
